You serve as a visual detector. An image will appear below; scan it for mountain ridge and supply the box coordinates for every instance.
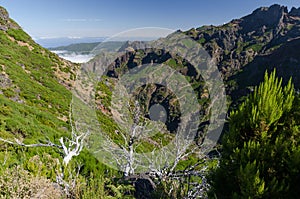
[81,4,300,116]
[179,4,300,100]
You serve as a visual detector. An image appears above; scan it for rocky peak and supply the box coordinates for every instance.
[0,6,9,21]
[0,6,19,31]
[118,41,149,52]
[289,7,300,17]
[240,4,288,33]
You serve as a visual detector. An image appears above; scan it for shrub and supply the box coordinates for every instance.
[210,70,300,198]
[0,165,62,198]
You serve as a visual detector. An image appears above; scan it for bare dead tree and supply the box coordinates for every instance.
[59,104,90,165]
[101,99,146,177]
[101,92,216,198]
[0,137,62,148]
[118,100,140,176]
[0,102,89,166]
[0,102,90,197]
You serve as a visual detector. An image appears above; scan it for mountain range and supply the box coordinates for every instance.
[184,4,300,98]
[82,4,300,105]
[79,4,300,164]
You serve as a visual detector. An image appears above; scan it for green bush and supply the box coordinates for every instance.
[210,70,300,198]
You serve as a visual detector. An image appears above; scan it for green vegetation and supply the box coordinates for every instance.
[1,4,300,198]
[246,43,263,52]
[0,13,132,198]
[210,70,300,198]
[7,28,32,43]
[197,37,206,44]
[166,58,177,67]
[95,76,113,110]
[236,41,249,54]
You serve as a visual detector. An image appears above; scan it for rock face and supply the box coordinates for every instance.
[289,7,300,17]
[182,4,300,100]
[0,7,9,31]
[0,6,20,30]
[90,47,205,133]
[0,7,9,20]
[240,4,287,33]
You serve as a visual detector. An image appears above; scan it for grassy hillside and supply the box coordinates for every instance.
[0,7,79,160]
[0,7,120,198]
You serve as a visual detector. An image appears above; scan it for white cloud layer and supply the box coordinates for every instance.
[51,51,94,63]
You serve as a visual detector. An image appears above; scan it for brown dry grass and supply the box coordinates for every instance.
[0,166,62,199]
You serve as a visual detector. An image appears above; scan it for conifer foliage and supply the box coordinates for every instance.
[210,70,300,198]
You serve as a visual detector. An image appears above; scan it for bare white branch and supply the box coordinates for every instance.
[0,102,89,166]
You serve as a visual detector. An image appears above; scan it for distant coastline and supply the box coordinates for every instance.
[34,37,106,48]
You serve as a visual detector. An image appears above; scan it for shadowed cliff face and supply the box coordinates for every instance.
[134,83,181,133]
[240,4,288,33]
[185,4,300,74]
[90,47,207,133]
[182,4,300,100]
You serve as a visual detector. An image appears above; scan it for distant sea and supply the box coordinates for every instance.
[33,37,106,63]
[34,37,106,48]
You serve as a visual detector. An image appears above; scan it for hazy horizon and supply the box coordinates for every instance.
[1,1,299,40]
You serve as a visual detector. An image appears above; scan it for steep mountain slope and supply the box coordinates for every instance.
[84,44,210,136]
[183,4,300,98]
[0,6,78,153]
[0,8,136,198]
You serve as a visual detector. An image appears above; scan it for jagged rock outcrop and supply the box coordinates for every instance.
[289,7,300,17]
[185,4,299,77]
[0,6,9,20]
[0,6,20,30]
[0,7,9,31]
[240,4,288,33]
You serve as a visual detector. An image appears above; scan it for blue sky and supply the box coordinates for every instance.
[0,0,299,39]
